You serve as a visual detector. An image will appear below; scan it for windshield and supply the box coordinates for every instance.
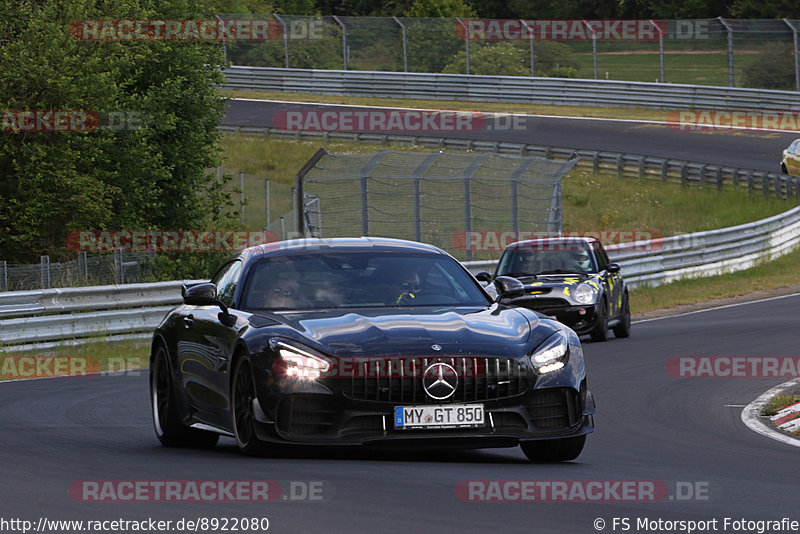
[243,251,491,310]
[496,244,597,276]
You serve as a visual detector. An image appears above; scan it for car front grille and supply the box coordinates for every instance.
[526,387,582,429]
[340,356,533,403]
[521,298,570,308]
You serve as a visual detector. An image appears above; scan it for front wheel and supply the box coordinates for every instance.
[231,356,269,456]
[589,300,608,342]
[613,293,631,338]
[521,435,586,462]
[151,345,219,448]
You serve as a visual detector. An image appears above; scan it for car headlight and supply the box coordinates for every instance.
[530,331,569,374]
[270,340,331,380]
[574,283,597,304]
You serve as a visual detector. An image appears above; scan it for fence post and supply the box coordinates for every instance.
[583,20,599,80]
[522,20,535,77]
[240,171,245,223]
[661,160,668,183]
[1,260,6,291]
[784,19,800,92]
[80,252,88,283]
[718,17,735,87]
[114,250,123,284]
[616,154,624,177]
[652,20,665,83]
[456,18,470,74]
[393,17,408,72]
[265,179,270,230]
[333,16,348,70]
[40,255,50,289]
[274,14,290,68]
[214,14,227,64]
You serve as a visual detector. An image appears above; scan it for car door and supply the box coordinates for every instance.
[788,140,800,176]
[592,241,621,318]
[178,259,246,428]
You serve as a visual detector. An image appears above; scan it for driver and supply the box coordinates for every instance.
[384,265,422,305]
[569,250,593,272]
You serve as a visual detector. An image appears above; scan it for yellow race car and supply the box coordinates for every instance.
[781,138,800,177]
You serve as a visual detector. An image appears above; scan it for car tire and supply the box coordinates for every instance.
[151,345,219,448]
[781,163,788,174]
[612,292,631,339]
[520,435,586,462]
[589,299,608,342]
[231,356,269,456]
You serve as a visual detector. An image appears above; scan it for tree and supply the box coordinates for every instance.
[0,0,233,263]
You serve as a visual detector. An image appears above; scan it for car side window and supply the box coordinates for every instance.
[213,260,243,308]
[592,242,609,271]
[792,141,800,154]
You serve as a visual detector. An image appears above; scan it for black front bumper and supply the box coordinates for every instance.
[252,383,595,447]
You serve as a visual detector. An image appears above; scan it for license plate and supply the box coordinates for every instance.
[394,404,485,429]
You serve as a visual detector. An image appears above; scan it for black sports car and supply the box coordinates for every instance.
[478,237,630,341]
[150,237,595,461]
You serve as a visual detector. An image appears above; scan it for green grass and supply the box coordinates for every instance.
[573,51,761,86]
[761,392,800,417]
[631,245,800,314]
[221,134,791,237]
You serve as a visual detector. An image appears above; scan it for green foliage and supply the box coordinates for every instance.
[442,42,528,76]
[0,0,235,263]
[741,42,797,91]
[404,0,477,17]
[442,41,578,77]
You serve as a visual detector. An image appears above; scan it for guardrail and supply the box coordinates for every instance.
[218,124,800,200]
[221,66,800,111]
[462,204,800,288]
[0,281,200,349]
[2,204,800,348]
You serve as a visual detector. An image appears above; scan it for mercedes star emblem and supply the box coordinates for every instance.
[422,362,458,400]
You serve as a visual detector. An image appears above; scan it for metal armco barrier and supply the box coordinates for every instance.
[462,204,800,288]
[2,205,800,348]
[221,66,800,111]
[217,125,800,200]
[0,281,201,348]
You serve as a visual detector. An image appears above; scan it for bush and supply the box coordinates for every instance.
[741,42,797,90]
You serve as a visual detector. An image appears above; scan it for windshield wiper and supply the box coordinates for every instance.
[537,269,586,275]
[497,272,536,278]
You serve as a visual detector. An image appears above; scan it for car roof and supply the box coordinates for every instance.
[240,237,447,261]
[504,236,600,251]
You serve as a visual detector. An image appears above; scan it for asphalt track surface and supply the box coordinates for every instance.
[223,99,800,173]
[2,295,800,533]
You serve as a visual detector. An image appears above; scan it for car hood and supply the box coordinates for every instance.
[254,305,560,358]
[511,273,602,299]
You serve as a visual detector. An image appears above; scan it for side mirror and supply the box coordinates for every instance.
[494,275,525,300]
[475,272,493,283]
[183,283,218,306]
[606,263,621,274]
[183,283,234,324]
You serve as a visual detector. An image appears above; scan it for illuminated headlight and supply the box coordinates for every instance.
[530,332,569,374]
[574,283,597,304]
[270,340,331,380]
